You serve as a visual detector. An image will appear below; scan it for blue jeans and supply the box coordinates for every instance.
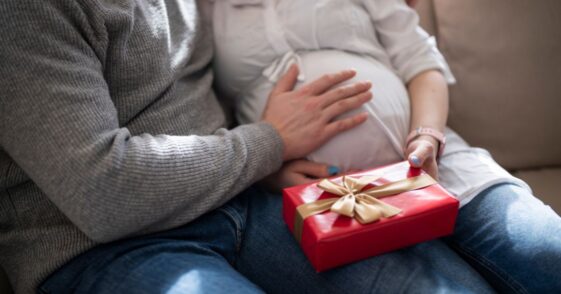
[445,184,561,293]
[39,184,561,293]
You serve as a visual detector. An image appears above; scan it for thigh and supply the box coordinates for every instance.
[40,201,263,294]
[448,183,561,293]
[236,187,494,294]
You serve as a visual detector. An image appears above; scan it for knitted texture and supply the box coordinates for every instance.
[0,0,284,292]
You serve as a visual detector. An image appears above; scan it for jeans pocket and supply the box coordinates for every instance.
[217,195,249,254]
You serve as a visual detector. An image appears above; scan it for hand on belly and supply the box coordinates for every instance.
[297,50,410,171]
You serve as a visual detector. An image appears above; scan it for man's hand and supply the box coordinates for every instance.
[405,136,439,180]
[260,159,339,193]
[262,65,372,161]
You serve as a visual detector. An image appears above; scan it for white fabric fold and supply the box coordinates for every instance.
[262,51,305,83]
[229,0,262,6]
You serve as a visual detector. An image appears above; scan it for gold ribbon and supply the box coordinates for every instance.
[293,173,437,242]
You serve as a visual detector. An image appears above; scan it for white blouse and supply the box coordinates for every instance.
[204,0,530,206]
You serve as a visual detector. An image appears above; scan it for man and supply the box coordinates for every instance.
[0,1,492,293]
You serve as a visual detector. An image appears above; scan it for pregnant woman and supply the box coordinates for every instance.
[205,0,561,292]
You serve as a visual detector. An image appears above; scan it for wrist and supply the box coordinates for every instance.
[260,121,290,162]
[415,135,439,147]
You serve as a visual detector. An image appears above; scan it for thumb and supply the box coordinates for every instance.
[270,64,299,96]
[408,144,433,168]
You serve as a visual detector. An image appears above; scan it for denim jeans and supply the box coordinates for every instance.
[39,184,561,293]
[445,184,561,293]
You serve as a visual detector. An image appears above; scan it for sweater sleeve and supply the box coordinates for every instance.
[0,1,283,243]
[364,0,455,84]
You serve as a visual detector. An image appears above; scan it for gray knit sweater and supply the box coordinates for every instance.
[0,1,284,293]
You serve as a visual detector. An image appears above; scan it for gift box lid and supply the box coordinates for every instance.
[283,161,459,244]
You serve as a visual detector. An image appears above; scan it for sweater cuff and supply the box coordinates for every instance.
[231,121,284,180]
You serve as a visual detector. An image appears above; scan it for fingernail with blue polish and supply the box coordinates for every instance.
[328,166,340,176]
[410,155,421,167]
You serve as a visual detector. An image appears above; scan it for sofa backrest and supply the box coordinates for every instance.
[416,0,561,170]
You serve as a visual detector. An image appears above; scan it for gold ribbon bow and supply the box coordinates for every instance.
[293,173,437,242]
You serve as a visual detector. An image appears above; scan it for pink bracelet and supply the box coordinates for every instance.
[405,127,446,158]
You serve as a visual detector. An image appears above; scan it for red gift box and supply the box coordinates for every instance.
[282,161,459,272]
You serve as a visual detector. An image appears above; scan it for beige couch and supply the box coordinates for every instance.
[1,0,560,292]
[415,0,561,212]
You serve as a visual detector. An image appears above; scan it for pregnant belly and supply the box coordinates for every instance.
[301,51,410,170]
[298,50,410,124]
[239,50,411,171]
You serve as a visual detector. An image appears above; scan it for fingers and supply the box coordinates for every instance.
[320,81,372,108]
[288,173,319,186]
[323,113,368,139]
[290,160,339,179]
[323,91,372,121]
[299,69,356,96]
[425,161,439,180]
[270,64,300,96]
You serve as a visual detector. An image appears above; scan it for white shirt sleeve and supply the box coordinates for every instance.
[363,0,455,84]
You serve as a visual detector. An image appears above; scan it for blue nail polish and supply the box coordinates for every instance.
[328,166,340,176]
[410,155,421,167]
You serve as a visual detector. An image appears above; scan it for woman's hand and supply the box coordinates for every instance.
[405,136,439,180]
[260,160,340,193]
[262,64,373,161]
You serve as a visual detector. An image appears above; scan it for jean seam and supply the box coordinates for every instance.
[217,207,244,261]
[449,241,529,294]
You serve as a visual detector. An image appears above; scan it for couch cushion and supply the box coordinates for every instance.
[415,0,436,37]
[432,0,561,170]
[513,168,561,214]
